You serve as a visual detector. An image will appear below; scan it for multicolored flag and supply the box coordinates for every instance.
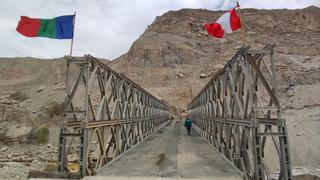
[16,15,74,39]
[203,5,241,38]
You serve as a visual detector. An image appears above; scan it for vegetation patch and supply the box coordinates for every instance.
[9,91,29,102]
[40,102,64,118]
[28,127,49,144]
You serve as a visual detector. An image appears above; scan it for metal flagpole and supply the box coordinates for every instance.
[236,1,246,45]
[70,11,76,56]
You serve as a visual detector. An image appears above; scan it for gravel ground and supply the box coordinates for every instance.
[0,144,57,180]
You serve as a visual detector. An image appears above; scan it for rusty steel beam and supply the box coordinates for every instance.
[58,55,169,176]
[187,45,292,180]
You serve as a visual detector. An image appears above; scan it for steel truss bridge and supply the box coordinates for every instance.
[58,45,292,180]
[188,44,292,180]
[58,55,169,176]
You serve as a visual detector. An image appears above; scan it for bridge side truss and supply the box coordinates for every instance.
[187,45,292,180]
[58,55,169,176]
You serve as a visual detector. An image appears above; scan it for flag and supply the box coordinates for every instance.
[203,6,241,38]
[16,15,74,39]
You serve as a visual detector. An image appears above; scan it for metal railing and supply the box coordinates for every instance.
[187,45,292,180]
[58,55,169,176]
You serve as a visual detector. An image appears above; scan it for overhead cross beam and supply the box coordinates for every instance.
[58,55,169,176]
[187,45,292,180]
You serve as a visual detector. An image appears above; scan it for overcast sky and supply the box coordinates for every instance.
[0,0,319,60]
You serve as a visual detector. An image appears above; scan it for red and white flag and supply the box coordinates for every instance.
[204,5,241,38]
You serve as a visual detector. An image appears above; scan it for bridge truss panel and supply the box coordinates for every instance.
[187,45,292,180]
[58,55,169,176]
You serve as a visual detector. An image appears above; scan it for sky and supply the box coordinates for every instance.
[0,0,319,60]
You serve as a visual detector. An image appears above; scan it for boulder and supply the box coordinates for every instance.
[303,56,311,60]
[67,154,79,162]
[0,122,33,143]
[36,87,45,93]
[0,99,12,105]
[247,31,257,36]
[6,124,32,139]
[47,144,53,149]
[54,86,65,90]
[213,64,224,70]
[235,45,242,50]
[199,73,207,78]
[0,147,8,152]
[287,90,294,97]
[177,73,186,78]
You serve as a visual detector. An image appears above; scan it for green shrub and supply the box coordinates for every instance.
[29,127,49,144]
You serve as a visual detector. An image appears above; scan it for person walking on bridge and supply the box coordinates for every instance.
[184,115,192,135]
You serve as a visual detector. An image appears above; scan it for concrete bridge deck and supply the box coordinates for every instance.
[95,121,243,179]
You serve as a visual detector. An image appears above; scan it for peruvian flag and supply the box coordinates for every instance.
[204,5,241,38]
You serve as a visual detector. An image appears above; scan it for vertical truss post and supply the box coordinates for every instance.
[252,121,265,180]
[80,126,88,176]
[271,49,292,180]
[277,113,292,180]
[58,122,67,172]
[79,59,90,176]
[58,59,70,172]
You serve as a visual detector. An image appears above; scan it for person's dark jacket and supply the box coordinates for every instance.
[185,117,192,127]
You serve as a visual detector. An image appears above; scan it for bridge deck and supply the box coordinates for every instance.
[96,121,243,179]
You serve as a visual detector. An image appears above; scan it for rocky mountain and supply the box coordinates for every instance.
[0,6,319,179]
[110,6,320,108]
[110,6,320,175]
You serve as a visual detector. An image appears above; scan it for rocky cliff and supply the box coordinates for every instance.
[110,6,320,108]
[110,6,320,174]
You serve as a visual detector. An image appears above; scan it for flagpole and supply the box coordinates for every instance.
[236,1,246,46]
[70,11,76,56]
